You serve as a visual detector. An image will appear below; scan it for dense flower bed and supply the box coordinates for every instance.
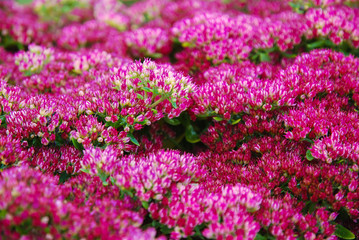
[0,0,359,239]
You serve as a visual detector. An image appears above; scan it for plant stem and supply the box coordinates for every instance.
[149,96,165,108]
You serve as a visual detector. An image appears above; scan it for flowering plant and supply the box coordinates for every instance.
[0,0,358,239]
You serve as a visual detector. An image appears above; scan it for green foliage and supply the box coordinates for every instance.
[98,169,110,186]
[0,209,6,219]
[213,116,223,122]
[250,37,359,64]
[230,117,241,125]
[110,176,116,185]
[164,117,181,126]
[80,168,90,174]
[0,163,6,171]
[250,49,272,63]
[288,2,306,14]
[128,132,140,146]
[119,188,136,199]
[14,218,33,235]
[15,0,34,4]
[151,221,174,235]
[254,233,268,240]
[254,230,276,240]
[334,224,355,240]
[71,137,84,151]
[0,115,7,128]
[34,0,88,23]
[0,35,24,52]
[302,201,316,214]
[306,150,314,161]
[185,124,200,144]
[141,201,149,209]
[59,171,71,184]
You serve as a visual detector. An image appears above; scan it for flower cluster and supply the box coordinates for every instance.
[125,28,172,58]
[305,5,359,47]
[29,145,82,174]
[32,0,91,24]
[0,1,51,45]
[81,149,206,200]
[15,44,53,76]
[0,166,162,239]
[0,134,32,167]
[149,183,261,239]
[1,0,359,238]
[57,20,126,53]
[172,11,306,70]
[288,0,358,9]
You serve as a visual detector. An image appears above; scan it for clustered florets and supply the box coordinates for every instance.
[1,0,359,239]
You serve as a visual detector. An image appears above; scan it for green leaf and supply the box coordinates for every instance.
[307,40,326,50]
[143,12,151,23]
[59,171,71,184]
[153,88,160,95]
[54,134,65,147]
[98,169,109,185]
[302,138,314,144]
[288,2,305,14]
[192,224,206,239]
[15,0,33,5]
[182,42,192,48]
[80,168,90,174]
[71,137,84,151]
[281,52,298,58]
[173,37,180,44]
[150,53,163,58]
[164,117,181,126]
[110,176,116,185]
[0,209,6,219]
[121,0,139,6]
[142,201,149,209]
[0,115,6,128]
[120,188,134,199]
[159,223,173,235]
[2,35,24,51]
[185,124,200,143]
[231,118,241,125]
[24,70,34,77]
[170,99,177,109]
[16,218,32,235]
[306,150,314,161]
[254,233,267,240]
[213,116,223,121]
[61,5,73,13]
[302,201,316,214]
[142,87,153,93]
[335,224,355,239]
[0,163,6,171]
[288,2,299,8]
[259,52,271,62]
[137,93,144,99]
[128,132,140,146]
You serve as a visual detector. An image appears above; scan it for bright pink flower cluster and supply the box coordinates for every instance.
[81,149,206,200]
[172,11,305,70]
[1,0,359,239]
[288,0,358,8]
[15,44,53,75]
[305,5,359,47]
[0,166,163,239]
[125,28,172,58]
[149,183,261,239]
